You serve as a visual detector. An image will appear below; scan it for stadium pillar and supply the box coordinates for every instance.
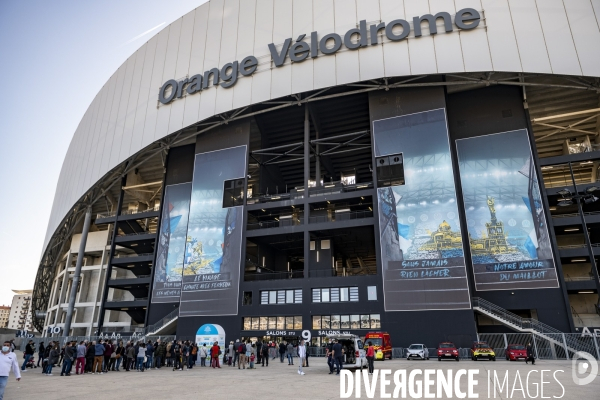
[63,205,92,337]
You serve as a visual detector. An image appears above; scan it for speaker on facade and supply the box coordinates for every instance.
[389,154,403,165]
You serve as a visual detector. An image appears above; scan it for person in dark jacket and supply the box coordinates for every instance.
[525,342,535,365]
[145,340,154,370]
[60,341,76,376]
[103,340,113,372]
[45,343,60,375]
[279,341,286,363]
[261,342,269,367]
[21,340,35,371]
[37,341,45,367]
[155,341,165,369]
[85,342,95,373]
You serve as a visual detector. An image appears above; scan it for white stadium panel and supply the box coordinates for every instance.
[198,0,225,122]
[430,0,465,74]
[536,0,582,76]
[101,64,127,176]
[154,18,182,142]
[508,0,552,74]
[291,0,314,95]
[41,0,600,253]
[119,46,147,164]
[168,11,196,134]
[454,0,492,73]
[405,0,438,75]
[130,35,158,158]
[231,0,257,109]
[481,0,522,72]
[108,54,136,172]
[182,4,210,128]
[312,0,337,89]
[270,0,293,100]
[140,26,170,150]
[334,0,361,85]
[356,0,385,81]
[250,0,274,104]
[82,88,106,192]
[379,0,411,77]
[564,0,600,77]
[214,0,241,115]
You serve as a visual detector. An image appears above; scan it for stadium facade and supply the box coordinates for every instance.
[33,0,600,346]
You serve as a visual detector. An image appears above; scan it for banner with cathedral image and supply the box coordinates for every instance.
[374,109,471,311]
[151,182,191,303]
[179,146,247,317]
[456,130,559,291]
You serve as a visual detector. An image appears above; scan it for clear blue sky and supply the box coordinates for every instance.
[0,0,208,306]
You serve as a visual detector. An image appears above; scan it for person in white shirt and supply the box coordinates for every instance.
[297,340,306,376]
[1,340,21,400]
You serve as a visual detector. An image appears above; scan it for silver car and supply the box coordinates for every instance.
[406,344,429,360]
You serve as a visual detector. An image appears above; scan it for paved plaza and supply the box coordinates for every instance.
[4,357,599,399]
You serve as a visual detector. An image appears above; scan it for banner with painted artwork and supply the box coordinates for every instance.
[179,146,247,317]
[456,130,558,291]
[151,183,192,303]
[374,109,471,311]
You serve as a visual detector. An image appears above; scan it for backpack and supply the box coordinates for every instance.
[238,343,246,353]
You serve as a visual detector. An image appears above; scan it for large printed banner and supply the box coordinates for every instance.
[374,109,471,311]
[179,146,247,317]
[151,183,192,303]
[456,130,558,291]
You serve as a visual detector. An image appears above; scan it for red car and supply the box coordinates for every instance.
[437,342,459,361]
[505,344,527,361]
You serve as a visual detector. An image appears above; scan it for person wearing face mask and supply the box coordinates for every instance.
[1,340,21,400]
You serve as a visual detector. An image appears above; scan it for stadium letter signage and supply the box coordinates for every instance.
[159,8,480,104]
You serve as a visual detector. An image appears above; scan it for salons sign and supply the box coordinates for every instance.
[158,9,481,104]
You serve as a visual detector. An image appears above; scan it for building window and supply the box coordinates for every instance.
[312,314,380,330]
[260,289,302,305]
[243,291,252,306]
[222,178,245,207]
[367,286,377,301]
[312,287,358,303]
[242,316,302,330]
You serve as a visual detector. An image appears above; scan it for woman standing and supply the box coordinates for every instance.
[366,341,375,375]
[211,341,221,368]
[136,342,147,372]
[44,344,59,376]
[227,341,234,366]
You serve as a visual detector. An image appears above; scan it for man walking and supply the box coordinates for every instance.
[1,341,21,400]
[297,340,306,375]
[233,339,240,367]
[326,340,334,374]
[21,340,34,371]
[332,339,344,375]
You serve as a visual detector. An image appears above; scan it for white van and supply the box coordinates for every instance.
[326,333,367,369]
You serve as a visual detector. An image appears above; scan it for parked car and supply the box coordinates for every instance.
[406,344,429,360]
[437,342,459,361]
[364,331,392,360]
[505,344,527,361]
[470,341,496,361]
